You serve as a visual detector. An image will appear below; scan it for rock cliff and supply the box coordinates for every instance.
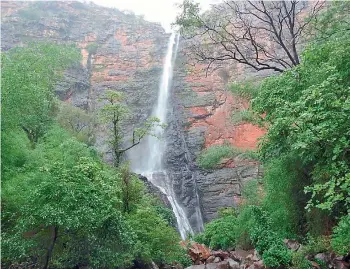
[1,1,264,230]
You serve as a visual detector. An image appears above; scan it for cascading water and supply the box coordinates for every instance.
[134,32,194,239]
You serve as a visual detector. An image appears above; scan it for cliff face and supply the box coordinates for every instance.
[1,1,264,228]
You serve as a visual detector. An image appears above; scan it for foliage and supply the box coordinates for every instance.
[1,43,184,268]
[263,155,310,238]
[126,207,185,265]
[2,129,134,268]
[241,179,262,206]
[100,90,164,166]
[331,214,350,255]
[154,205,177,227]
[1,43,80,145]
[119,163,144,213]
[289,252,312,269]
[194,214,238,249]
[230,79,260,99]
[231,109,258,126]
[197,144,241,169]
[312,1,350,42]
[251,27,350,216]
[57,102,95,145]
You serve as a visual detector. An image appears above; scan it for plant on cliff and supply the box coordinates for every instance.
[100,90,164,167]
[197,144,241,169]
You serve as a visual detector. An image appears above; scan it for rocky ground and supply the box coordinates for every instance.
[183,242,350,269]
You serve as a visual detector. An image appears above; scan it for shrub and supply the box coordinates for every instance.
[197,144,241,169]
[331,214,350,255]
[230,79,260,99]
[194,215,238,250]
[302,235,331,256]
[246,206,292,267]
[289,252,312,269]
[263,155,309,238]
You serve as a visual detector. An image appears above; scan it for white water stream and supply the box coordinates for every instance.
[138,33,194,239]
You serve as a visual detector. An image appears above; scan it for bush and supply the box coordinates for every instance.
[195,214,238,249]
[263,155,310,238]
[230,79,260,99]
[197,144,241,169]
[331,214,350,255]
[289,252,312,269]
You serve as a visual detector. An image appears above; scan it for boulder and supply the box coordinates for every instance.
[216,261,230,269]
[212,250,229,260]
[188,242,211,264]
[229,250,254,262]
[283,239,301,251]
[207,256,216,264]
[214,257,221,263]
[247,261,264,269]
[245,251,259,263]
[227,258,240,269]
[314,253,331,264]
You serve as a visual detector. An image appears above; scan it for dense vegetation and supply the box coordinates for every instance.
[2,1,350,269]
[1,43,188,269]
[190,2,350,268]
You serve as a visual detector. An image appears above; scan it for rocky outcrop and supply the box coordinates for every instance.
[184,242,350,269]
[1,1,265,229]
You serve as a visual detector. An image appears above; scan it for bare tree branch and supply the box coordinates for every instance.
[176,0,324,75]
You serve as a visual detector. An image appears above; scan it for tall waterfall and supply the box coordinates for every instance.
[137,33,193,239]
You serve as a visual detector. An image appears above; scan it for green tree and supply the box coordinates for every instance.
[127,207,185,265]
[1,43,80,146]
[57,102,95,145]
[100,90,163,166]
[2,129,134,269]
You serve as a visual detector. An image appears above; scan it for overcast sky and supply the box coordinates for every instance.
[93,0,221,32]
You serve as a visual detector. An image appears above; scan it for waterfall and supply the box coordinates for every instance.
[133,32,194,239]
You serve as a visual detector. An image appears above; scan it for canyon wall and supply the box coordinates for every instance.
[1,1,264,229]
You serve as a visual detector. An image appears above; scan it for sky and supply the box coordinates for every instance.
[93,0,221,32]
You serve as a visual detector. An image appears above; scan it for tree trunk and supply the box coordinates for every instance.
[43,226,58,269]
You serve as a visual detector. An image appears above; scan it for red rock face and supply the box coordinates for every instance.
[183,62,265,151]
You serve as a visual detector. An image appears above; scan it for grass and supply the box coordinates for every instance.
[197,144,241,169]
[197,144,260,169]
